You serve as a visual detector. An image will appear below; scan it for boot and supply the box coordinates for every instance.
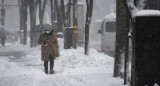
[45,67,48,74]
[50,67,54,74]
[44,61,48,74]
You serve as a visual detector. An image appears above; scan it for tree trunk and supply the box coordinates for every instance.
[54,0,63,32]
[124,0,133,85]
[60,0,66,27]
[29,7,36,47]
[124,29,130,85]
[41,0,47,23]
[23,0,28,45]
[19,0,27,45]
[39,0,47,24]
[19,0,23,44]
[50,0,56,29]
[125,0,137,86]
[113,0,129,77]
[39,0,42,24]
[84,0,94,55]
[1,0,5,26]
[28,0,39,47]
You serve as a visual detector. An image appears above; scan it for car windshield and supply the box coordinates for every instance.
[106,22,116,32]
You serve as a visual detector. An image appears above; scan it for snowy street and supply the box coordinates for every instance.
[1,0,160,85]
[0,38,125,86]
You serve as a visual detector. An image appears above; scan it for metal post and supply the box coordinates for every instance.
[72,0,78,49]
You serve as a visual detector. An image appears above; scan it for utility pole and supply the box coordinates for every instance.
[72,0,78,49]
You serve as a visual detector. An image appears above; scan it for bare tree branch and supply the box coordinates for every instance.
[126,0,138,17]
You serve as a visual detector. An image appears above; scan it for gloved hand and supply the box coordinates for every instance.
[42,41,48,46]
[43,41,46,45]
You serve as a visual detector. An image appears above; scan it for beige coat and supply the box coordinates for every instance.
[38,32,59,61]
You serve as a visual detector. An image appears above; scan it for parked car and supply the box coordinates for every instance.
[99,13,132,57]
[99,13,116,56]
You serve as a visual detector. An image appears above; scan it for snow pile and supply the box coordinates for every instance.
[135,10,160,17]
[0,38,126,86]
[0,57,20,72]
[56,48,113,74]
[0,39,32,52]
[0,38,114,75]
[17,44,114,75]
[0,57,11,70]
[154,83,159,86]
[12,46,122,86]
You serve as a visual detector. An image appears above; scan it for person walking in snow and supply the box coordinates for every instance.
[0,28,6,46]
[38,29,59,74]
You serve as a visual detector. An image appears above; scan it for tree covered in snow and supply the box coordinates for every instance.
[114,0,130,79]
[114,0,148,85]
[118,0,160,85]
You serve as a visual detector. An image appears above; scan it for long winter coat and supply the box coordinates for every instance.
[38,31,59,61]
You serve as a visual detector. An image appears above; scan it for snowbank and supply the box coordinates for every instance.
[12,45,114,75]
[0,57,14,70]
[0,38,32,53]
[56,48,114,74]
[0,38,113,75]
[0,38,126,86]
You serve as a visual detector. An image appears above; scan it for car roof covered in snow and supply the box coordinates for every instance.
[94,19,103,22]
[135,10,160,17]
[77,2,84,5]
[103,13,116,22]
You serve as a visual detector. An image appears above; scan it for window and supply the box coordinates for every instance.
[106,22,116,32]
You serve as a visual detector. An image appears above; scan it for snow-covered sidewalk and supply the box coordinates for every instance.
[0,39,126,86]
